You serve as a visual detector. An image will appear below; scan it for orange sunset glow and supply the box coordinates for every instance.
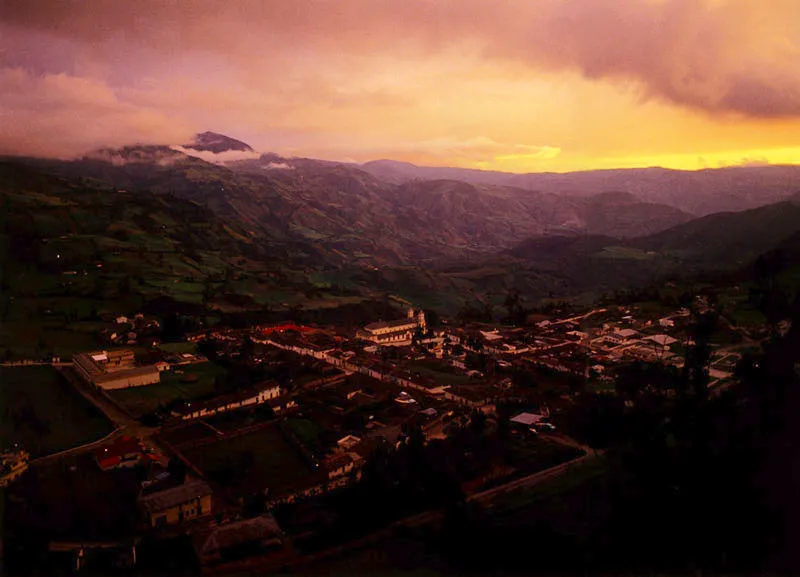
[2,0,800,172]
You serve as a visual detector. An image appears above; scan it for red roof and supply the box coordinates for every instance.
[93,435,142,462]
[260,323,315,335]
[97,455,122,470]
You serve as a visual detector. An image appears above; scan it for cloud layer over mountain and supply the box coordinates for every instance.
[2,0,799,169]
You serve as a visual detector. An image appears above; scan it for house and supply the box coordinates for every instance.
[356,308,426,346]
[644,334,678,348]
[324,452,363,480]
[195,514,284,566]
[336,435,361,450]
[510,411,554,432]
[94,435,144,471]
[265,395,298,414]
[138,479,213,528]
[73,349,160,390]
[567,330,589,342]
[658,317,675,328]
[605,328,640,345]
[171,381,282,420]
[510,412,546,427]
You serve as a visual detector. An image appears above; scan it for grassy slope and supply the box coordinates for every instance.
[0,366,113,457]
[0,161,357,357]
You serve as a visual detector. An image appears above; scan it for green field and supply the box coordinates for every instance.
[285,417,326,454]
[406,359,472,386]
[0,366,114,457]
[182,424,314,496]
[109,362,226,416]
[158,341,198,354]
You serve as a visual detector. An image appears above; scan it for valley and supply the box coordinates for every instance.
[4,137,800,362]
[4,134,800,576]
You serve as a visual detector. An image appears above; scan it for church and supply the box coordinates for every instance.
[357,308,426,346]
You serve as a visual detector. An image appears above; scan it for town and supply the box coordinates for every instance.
[1,295,751,574]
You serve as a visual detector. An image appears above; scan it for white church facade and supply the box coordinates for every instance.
[357,308,426,346]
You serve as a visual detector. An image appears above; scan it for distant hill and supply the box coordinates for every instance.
[580,191,691,238]
[358,160,800,216]
[633,201,800,270]
[498,200,800,301]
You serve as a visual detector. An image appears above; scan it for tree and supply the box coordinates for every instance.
[161,312,186,342]
[469,409,487,437]
[167,457,188,484]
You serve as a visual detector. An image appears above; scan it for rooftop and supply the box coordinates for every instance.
[199,514,282,556]
[510,412,546,426]
[138,479,213,514]
[94,435,142,462]
[363,317,418,332]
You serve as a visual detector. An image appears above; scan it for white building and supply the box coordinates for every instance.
[73,349,160,390]
[605,328,640,345]
[172,382,283,420]
[357,308,426,346]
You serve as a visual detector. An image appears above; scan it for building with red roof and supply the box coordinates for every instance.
[94,436,145,471]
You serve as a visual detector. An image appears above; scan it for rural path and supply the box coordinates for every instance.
[30,427,124,466]
[29,366,171,467]
[0,361,72,367]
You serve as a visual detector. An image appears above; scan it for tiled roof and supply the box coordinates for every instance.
[138,479,213,514]
[363,318,417,332]
[199,515,282,556]
[94,435,142,462]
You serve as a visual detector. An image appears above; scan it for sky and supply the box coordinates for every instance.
[2,0,800,172]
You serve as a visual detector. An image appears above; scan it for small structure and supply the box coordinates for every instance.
[195,514,283,566]
[644,334,678,347]
[138,479,213,528]
[94,435,145,471]
[605,328,640,345]
[394,391,417,405]
[323,452,363,480]
[0,448,29,487]
[171,381,283,420]
[510,412,546,428]
[336,435,361,450]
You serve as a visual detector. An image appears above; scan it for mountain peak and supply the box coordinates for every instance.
[185,131,253,154]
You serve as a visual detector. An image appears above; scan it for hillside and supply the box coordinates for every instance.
[4,137,800,319]
[0,161,352,358]
[633,201,800,269]
[493,200,800,303]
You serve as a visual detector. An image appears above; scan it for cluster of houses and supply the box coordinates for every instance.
[7,300,744,574]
